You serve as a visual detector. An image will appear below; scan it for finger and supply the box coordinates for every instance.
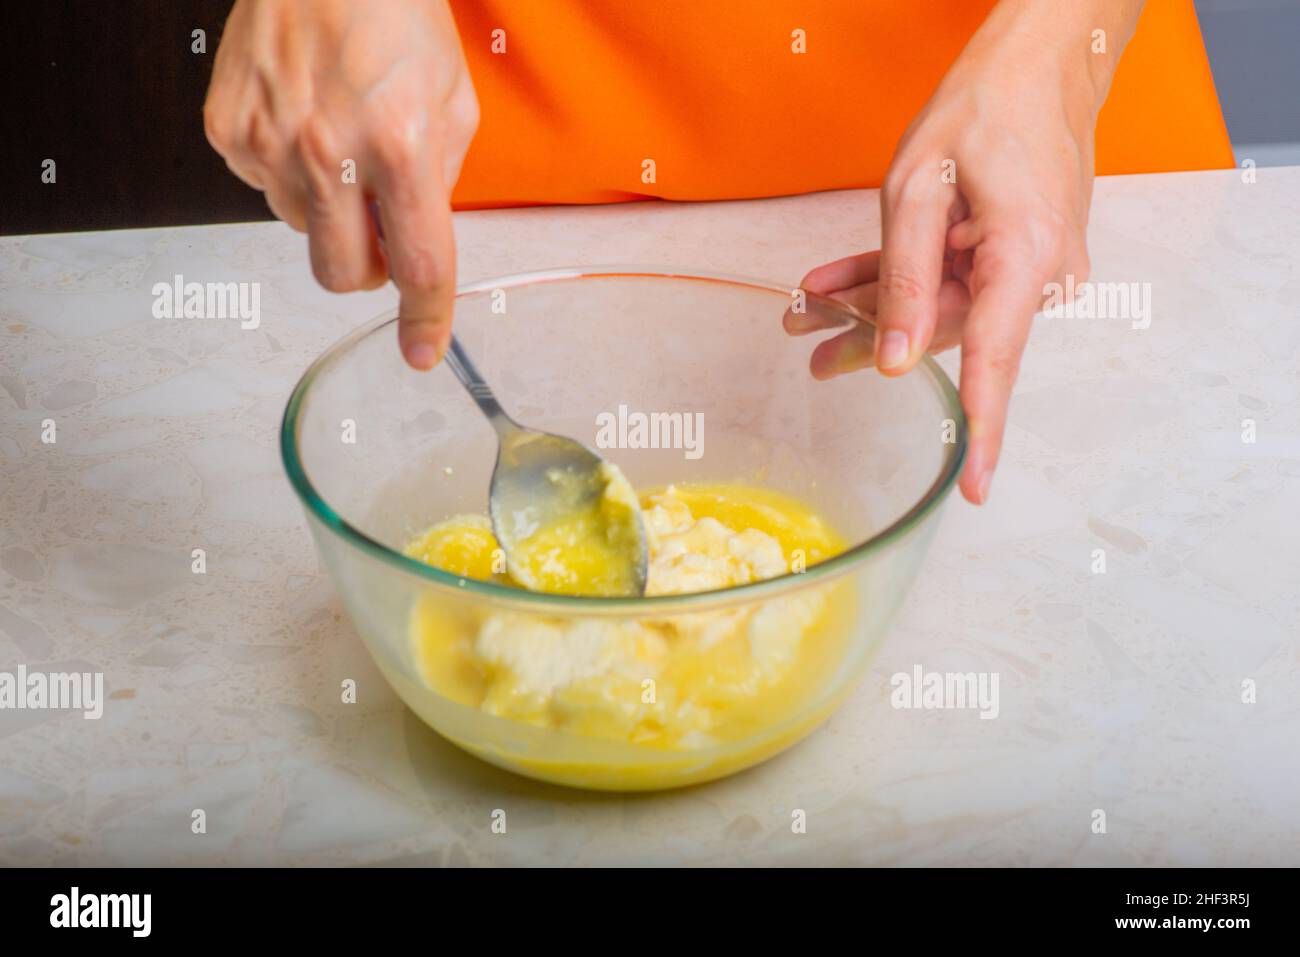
[306,185,387,292]
[837,282,879,317]
[222,152,267,190]
[785,283,878,336]
[299,118,387,292]
[784,282,876,336]
[936,277,971,334]
[263,180,309,232]
[875,175,952,373]
[792,258,971,335]
[809,323,874,379]
[794,245,964,328]
[951,249,975,287]
[948,218,980,251]
[235,104,309,232]
[785,283,878,335]
[809,278,969,378]
[800,251,880,295]
[956,247,1047,505]
[785,252,882,336]
[374,149,457,371]
[207,105,272,192]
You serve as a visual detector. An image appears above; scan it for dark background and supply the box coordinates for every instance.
[2,0,1297,237]
[1,0,267,236]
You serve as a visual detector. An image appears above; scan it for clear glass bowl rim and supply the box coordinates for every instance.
[280,265,968,611]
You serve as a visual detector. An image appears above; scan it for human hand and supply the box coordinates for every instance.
[790,1,1140,503]
[204,0,479,369]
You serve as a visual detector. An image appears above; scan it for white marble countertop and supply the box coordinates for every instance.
[2,167,1298,866]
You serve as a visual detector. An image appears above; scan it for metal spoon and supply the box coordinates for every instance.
[442,336,649,597]
[365,202,647,596]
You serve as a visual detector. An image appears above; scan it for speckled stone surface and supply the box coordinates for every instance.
[1,167,1298,865]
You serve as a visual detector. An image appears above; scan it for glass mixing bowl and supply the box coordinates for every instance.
[282,267,966,790]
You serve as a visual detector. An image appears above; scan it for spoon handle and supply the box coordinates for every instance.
[444,335,517,438]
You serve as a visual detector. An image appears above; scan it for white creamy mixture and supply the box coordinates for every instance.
[468,488,825,742]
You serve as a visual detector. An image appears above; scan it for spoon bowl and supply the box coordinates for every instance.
[443,336,649,597]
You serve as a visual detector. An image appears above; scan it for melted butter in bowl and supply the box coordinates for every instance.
[403,483,852,754]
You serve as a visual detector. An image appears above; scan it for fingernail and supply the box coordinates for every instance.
[877,330,909,370]
[408,342,438,370]
[977,470,993,504]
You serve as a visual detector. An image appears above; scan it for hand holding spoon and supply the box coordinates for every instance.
[367,202,647,596]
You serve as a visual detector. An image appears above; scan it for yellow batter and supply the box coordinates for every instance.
[403,482,852,753]
[501,462,645,597]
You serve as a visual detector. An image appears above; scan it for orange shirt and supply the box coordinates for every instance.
[448,1,1233,209]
